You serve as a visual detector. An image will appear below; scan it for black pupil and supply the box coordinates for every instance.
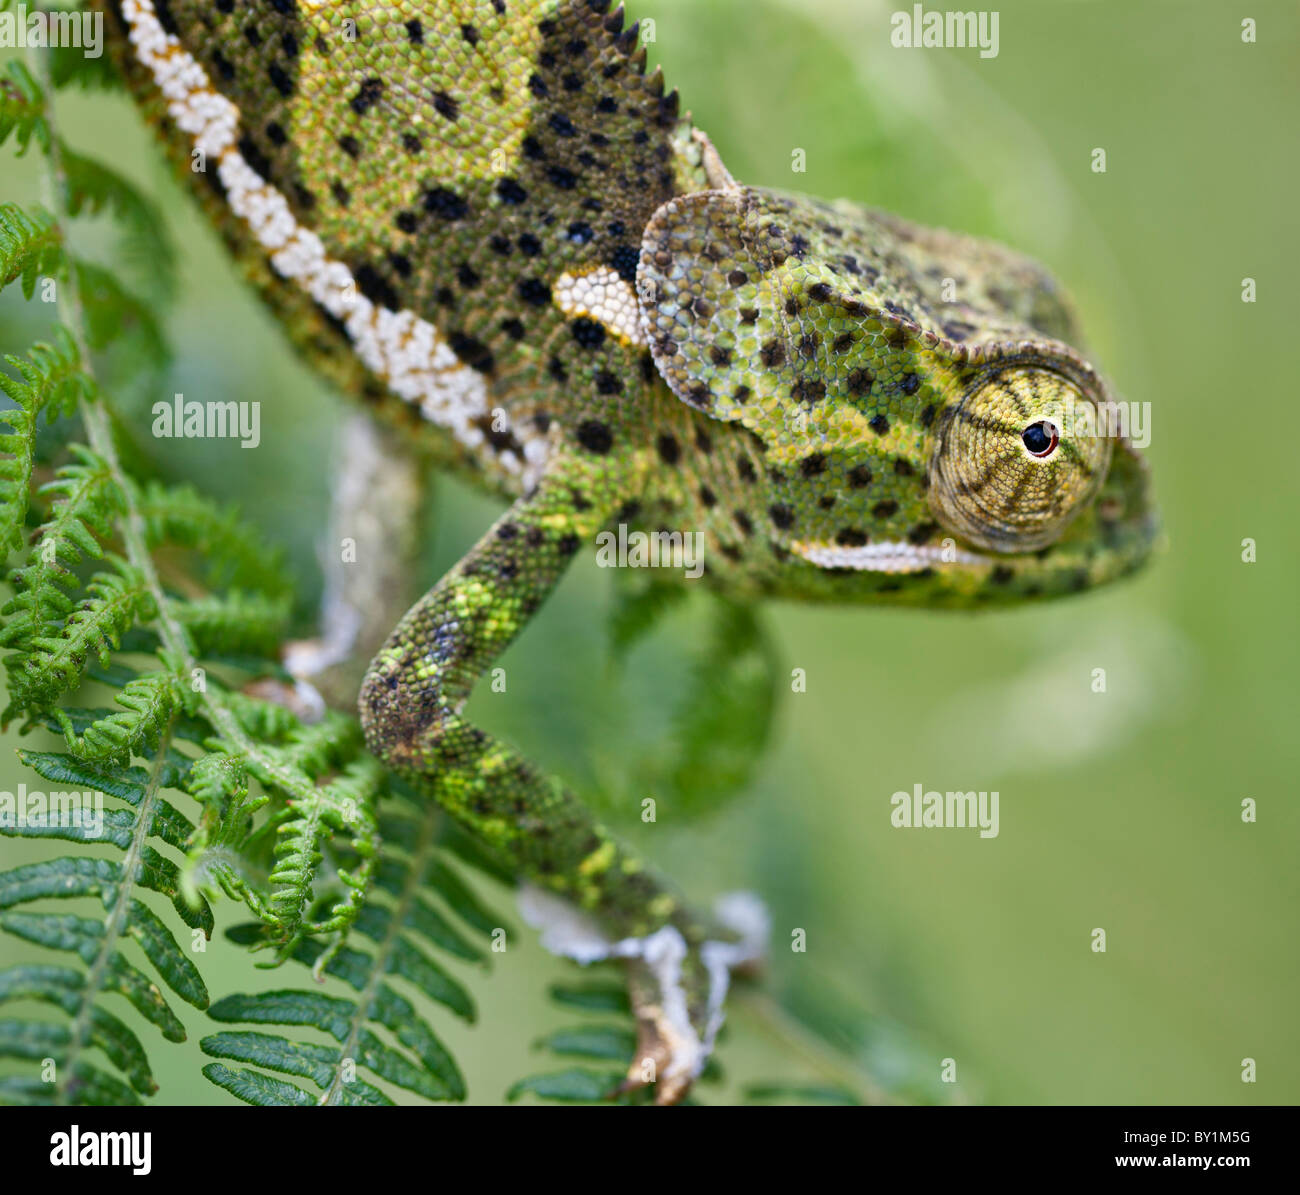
[1022,421,1057,456]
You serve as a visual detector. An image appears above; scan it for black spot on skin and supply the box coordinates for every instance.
[154,0,180,35]
[734,384,752,403]
[351,78,384,116]
[243,24,261,48]
[687,382,712,409]
[500,318,526,341]
[893,458,914,476]
[800,453,827,477]
[406,19,424,43]
[432,90,461,122]
[596,95,618,113]
[784,298,799,317]
[991,565,1015,585]
[819,495,836,510]
[265,120,287,146]
[517,278,550,306]
[548,356,568,383]
[900,373,920,395]
[709,345,732,367]
[737,457,757,483]
[388,252,412,278]
[808,282,833,302]
[836,529,868,547]
[847,368,873,396]
[596,371,622,395]
[236,135,271,181]
[268,62,292,97]
[211,49,234,81]
[656,434,680,465]
[869,414,890,435]
[338,134,361,159]
[457,263,481,290]
[424,187,469,221]
[907,521,937,545]
[734,511,754,537]
[558,533,581,557]
[921,404,937,427]
[497,177,529,205]
[522,135,545,161]
[848,464,872,488]
[460,23,479,46]
[576,420,613,454]
[449,332,495,375]
[402,133,423,155]
[769,504,795,530]
[760,340,785,368]
[567,221,594,244]
[871,500,899,518]
[740,307,759,324]
[571,318,606,349]
[395,211,419,234]
[550,112,578,137]
[699,486,717,508]
[330,180,350,207]
[609,245,639,283]
[547,165,578,190]
[792,377,826,404]
[695,426,713,455]
[489,235,511,256]
[354,264,399,310]
[720,545,742,563]
[529,73,550,98]
[518,233,543,257]
[727,269,747,287]
[832,333,853,354]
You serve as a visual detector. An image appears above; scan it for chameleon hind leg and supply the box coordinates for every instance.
[358,454,762,1103]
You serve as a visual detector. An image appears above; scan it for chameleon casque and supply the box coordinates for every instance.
[95,0,1156,1102]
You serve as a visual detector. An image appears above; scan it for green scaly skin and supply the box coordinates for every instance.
[97,0,1157,1102]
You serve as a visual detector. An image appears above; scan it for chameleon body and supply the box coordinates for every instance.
[97,0,1157,1101]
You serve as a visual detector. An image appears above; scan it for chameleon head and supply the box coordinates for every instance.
[639,184,1156,603]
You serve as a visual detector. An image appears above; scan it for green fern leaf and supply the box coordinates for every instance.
[0,202,62,299]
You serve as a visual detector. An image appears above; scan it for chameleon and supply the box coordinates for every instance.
[93,0,1156,1102]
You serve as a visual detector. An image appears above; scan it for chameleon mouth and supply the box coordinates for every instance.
[792,540,992,573]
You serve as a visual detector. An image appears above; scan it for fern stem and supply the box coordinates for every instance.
[58,711,179,1101]
[318,802,439,1106]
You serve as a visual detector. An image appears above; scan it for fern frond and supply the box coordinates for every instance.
[73,259,168,378]
[63,149,175,303]
[0,329,95,558]
[0,743,213,1105]
[6,559,154,716]
[138,481,293,600]
[0,202,62,299]
[49,671,180,763]
[198,803,505,1105]
[0,59,49,157]
[171,590,290,658]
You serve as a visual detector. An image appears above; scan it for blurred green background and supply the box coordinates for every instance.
[1,0,1296,1104]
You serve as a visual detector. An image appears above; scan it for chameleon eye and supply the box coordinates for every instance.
[928,366,1111,552]
[1021,420,1059,457]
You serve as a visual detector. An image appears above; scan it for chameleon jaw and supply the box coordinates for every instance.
[792,540,992,573]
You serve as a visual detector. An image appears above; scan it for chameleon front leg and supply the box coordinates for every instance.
[357,454,762,1102]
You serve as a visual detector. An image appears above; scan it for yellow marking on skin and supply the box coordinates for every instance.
[552,267,646,346]
[578,840,617,876]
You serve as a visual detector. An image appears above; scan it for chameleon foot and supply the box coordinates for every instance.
[520,886,767,1104]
